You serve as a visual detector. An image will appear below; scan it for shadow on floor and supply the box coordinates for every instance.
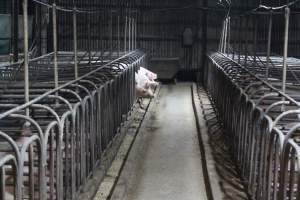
[199,91,250,200]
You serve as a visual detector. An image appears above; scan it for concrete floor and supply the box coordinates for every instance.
[111,83,208,200]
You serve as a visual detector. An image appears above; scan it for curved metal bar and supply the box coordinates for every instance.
[8,114,44,140]
[256,92,279,106]
[265,101,291,114]
[272,109,300,128]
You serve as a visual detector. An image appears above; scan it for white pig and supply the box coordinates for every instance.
[135,67,158,98]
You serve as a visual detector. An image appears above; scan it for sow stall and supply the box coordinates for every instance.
[0,50,145,200]
[206,52,300,200]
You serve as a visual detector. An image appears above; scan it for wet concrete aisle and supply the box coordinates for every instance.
[110,83,208,200]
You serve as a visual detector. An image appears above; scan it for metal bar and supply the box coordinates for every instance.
[253,16,258,67]
[23,0,30,117]
[135,16,137,49]
[238,17,242,63]
[128,17,131,51]
[110,11,113,60]
[266,12,273,80]
[73,8,78,79]
[53,3,58,89]
[132,16,135,50]
[201,0,208,83]
[227,17,231,55]
[124,16,127,52]
[232,18,235,59]
[88,13,92,65]
[117,15,120,56]
[132,18,135,50]
[12,0,19,62]
[224,17,229,53]
[244,16,249,66]
[0,167,5,200]
[29,144,34,200]
[219,20,224,52]
[283,7,290,95]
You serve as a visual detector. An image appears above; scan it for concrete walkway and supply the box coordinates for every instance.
[110,83,208,200]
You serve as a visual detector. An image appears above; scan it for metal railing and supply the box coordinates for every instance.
[0,50,145,200]
[206,52,300,200]
[0,0,143,199]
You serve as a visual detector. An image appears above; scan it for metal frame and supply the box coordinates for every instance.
[206,52,300,200]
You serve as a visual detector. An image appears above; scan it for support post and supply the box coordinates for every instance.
[227,17,231,55]
[12,0,19,62]
[52,3,58,89]
[73,8,78,79]
[219,20,225,52]
[135,17,137,49]
[232,18,235,60]
[117,15,120,57]
[266,12,273,80]
[238,17,242,63]
[124,16,127,52]
[0,167,5,200]
[23,0,30,117]
[253,16,258,66]
[200,0,208,83]
[88,13,92,66]
[128,17,131,51]
[244,16,249,66]
[282,7,290,95]
[133,18,135,50]
[224,17,229,53]
[110,11,113,60]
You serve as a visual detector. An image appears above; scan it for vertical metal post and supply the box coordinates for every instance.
[132,18,134,51]
[232,18,235,60]
[238,17,242,63]
[224,17,229,53]
[12,0,19,62]
[219,20,224,52]
[117,15,120,57]
[282,7,290,95]
[266,12,273,80]
[36,3,42,56]
[227,17,231,55]
[110,11,113,60]
[23,0,30,117]
[253,16,258,66]
[135,17,137,49]
[200,0,208,83]
[124,16,127,52]
[88,13,92,66]
[128,17,131,51]
[244,16,249,65]
[73,8,78,79]
[133,18,135,50]
[131,18,134,51]
[53,3,58,89]
[0,167,5,200]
